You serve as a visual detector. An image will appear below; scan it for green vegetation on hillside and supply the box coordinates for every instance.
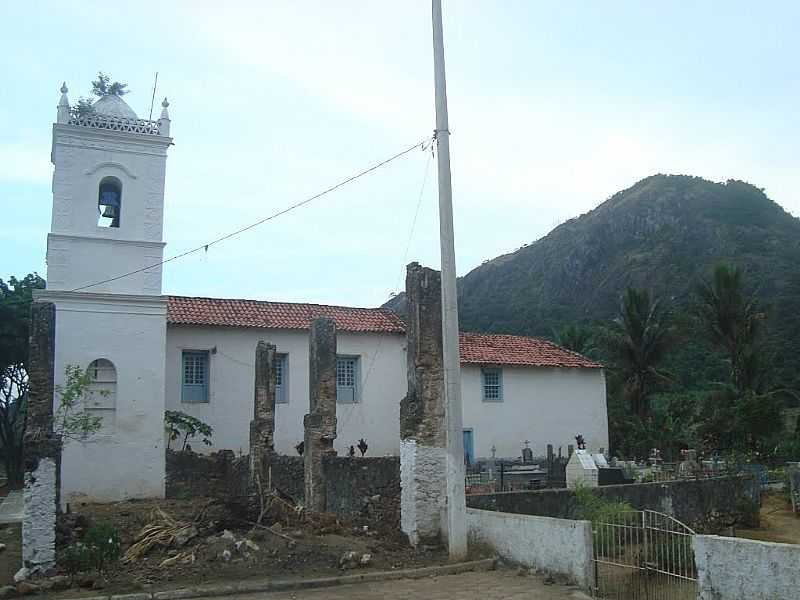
[385,174,800,460]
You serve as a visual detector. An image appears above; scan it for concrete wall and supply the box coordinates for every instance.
[694,535,800,600]
[461,365,608,458]
[166,326,608,460]
[467,508,593,590]
[44,292,168,504]
[166,326,406,457]
[467,476,757,529]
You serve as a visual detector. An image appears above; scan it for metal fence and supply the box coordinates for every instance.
[592,510,697,600]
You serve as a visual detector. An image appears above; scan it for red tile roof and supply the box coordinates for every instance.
[166,296,600,368]
[459,332,601,369]
[167,296,405,334]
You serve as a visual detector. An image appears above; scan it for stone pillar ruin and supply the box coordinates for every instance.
[22,302,59,573]
[249,340,277,486]
[303,318,337,512]
[400,263,447,546]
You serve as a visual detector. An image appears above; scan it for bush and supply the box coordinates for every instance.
[62,542,90,578]
[575,484,634,558]
[83,523,122,573]
[165,410,213,452]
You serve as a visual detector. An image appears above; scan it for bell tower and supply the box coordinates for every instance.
[47,83,172,294]
[38,83,174,503]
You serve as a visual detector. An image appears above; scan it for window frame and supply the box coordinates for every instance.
[275,353,289,404]
[181,350,210,403]
[481,367,503,402]
[336,355,361,404]
[87,358,117,411]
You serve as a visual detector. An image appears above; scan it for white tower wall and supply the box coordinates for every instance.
[39,86,173,503]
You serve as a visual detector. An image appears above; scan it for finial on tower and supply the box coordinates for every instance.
[57,81,71,124]
[158,97,171,136]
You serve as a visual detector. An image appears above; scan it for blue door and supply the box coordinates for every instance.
[463,429,475,465]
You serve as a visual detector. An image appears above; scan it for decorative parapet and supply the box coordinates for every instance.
[67,112,165,136]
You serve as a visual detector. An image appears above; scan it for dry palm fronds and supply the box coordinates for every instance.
[122,508,196,563]
[158,550,196,568]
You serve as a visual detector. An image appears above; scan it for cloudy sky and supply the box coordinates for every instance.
[1,1,797,307]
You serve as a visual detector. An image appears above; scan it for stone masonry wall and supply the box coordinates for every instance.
[166,452,401,526]
[324,456,401,529]
[400,263,447,545]
[466,476,758,530]
[23,302,60,573]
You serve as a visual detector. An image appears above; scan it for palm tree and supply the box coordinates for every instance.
[553,324,596,357]
[601,288,675,419]
[694,263,765,392]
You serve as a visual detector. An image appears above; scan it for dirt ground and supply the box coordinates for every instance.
[0,523,21,584]
[8,496,457,597]
[734,491,800,545]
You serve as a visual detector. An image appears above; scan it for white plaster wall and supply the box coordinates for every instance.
[165,326,407,456]
[400,439,446,545]
[22,458,57,571]
[467,508,594,590]
[693,535,800,600]
[462,365,608,459]
[44,292,168,504]
[165,326,609,461]
[47,124,169,294]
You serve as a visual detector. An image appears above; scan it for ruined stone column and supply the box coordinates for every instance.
[249,341,277,486]
[304,318,337,512]
[22,302,59,573]
[400,263,447,546]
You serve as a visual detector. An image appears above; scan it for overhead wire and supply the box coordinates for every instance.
[70,136,433,292]
[337,140,435,436]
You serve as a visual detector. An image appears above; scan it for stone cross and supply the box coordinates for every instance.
[303,318,337,512]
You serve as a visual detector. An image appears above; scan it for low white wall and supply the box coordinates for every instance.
[466,507,594,590]
[694,535,800,600]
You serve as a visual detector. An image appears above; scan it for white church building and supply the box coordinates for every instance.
[36,86,609,504]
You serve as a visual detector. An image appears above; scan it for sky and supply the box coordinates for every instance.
[1,1,798,308]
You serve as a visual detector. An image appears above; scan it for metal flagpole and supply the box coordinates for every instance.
[431,0,467,558]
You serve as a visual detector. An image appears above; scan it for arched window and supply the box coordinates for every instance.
[87,358,117,410]
[97,177,122,228]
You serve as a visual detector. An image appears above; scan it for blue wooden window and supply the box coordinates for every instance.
[481,368,503,402]
[275,354,288,404]
[336,356,360,403]
[182,350,209,403]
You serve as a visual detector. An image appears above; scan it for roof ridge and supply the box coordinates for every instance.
[168,294,397,313]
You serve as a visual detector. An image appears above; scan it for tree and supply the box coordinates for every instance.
[72,72,130,118]
[164,411,213,452]
[91,72,129,97]
[600,288,675,419]
[553,324,596,357]
[693,263,789,453]
[0,274,45,484]
[54,366,104,442]
[695,264,766,392]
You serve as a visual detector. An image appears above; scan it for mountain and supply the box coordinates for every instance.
[385,175,800,388]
